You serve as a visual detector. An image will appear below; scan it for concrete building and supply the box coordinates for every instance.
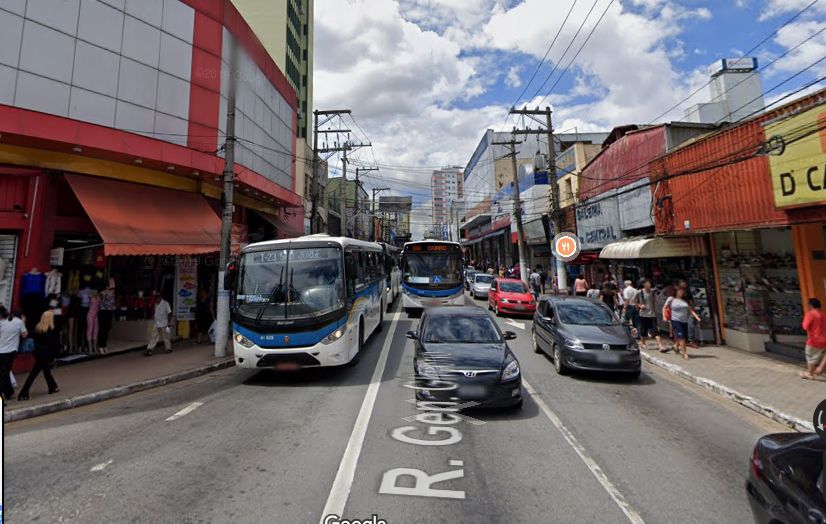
[327,178,369,239]
[233,0,313,140]
[431,166,463,240]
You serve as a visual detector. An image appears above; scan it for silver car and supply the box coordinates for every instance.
[471,273,495,300]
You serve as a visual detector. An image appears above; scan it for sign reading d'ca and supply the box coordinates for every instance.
[766,104,826,209]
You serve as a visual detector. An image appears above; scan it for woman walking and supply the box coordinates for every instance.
[599,283,620,312]
[573,275,589,296]
[86,291,101,354]
[195,289,215,344]
[665,287,702,360]
[18,310,59,400]
[0,306,27,400]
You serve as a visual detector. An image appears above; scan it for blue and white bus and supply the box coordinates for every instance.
[400,240,465,315]
[380,243,401,311]
[229,235,385,369]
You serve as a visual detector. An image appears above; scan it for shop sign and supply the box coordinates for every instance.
[556,147,577,177]
[523,218,547,245]
[575,191,626,251]
[175,257,198,321]
[618,179,655,230]
[50,247,64,267]
[766,104,826,208]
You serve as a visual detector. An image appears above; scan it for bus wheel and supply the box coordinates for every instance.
[377,307,384,332]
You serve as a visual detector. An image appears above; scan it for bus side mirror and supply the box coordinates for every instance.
[224,262,238,290]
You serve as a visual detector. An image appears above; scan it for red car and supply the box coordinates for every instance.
[488,278,536,317]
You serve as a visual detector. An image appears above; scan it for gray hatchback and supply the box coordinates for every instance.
[532,296,641,378]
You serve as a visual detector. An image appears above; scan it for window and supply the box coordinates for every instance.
[423,315,501,344]
[303,23,308,36]
[303,49,308,61]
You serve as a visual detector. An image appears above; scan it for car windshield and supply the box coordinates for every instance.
[499,281,528,293]
[557,302,618,326]
[475,274,495,284]
[236,248,345,321]
[423,315,501,344]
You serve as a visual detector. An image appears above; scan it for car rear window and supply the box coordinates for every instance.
[499,281,528,293]
[475,275,494,284]
[423,315,501,343]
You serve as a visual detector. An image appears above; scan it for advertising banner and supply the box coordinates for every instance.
[576,190,626,250]
[766,104,826,209]
[175,257,198,321]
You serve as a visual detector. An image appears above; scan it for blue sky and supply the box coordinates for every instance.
[314,0,826,236]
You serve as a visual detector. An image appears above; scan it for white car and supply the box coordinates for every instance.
[471,273,495,300]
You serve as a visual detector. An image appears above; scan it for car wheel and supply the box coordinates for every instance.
[627,369,641,381]
[553,344,569,375]
[494,303,501,317]
[488,301,492,311]
[532,329,542,354]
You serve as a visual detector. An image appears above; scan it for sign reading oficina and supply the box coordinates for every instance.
[766,104,826,209]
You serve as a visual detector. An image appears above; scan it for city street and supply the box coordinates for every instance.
[5,293,784,524]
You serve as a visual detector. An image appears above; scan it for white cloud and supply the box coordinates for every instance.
[505,66,522,88]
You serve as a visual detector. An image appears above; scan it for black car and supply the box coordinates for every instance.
[746,432,824,524]
[407,305,522,409]
[532,296,641,378]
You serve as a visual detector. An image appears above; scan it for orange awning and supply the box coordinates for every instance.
[66,175,222,256]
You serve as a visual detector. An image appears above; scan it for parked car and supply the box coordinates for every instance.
[471,273,495,299]
[746,432,824,524]
[488,278,536,317]
[407,305,522,409]
[532,296,641,378]
[464,269,480,290]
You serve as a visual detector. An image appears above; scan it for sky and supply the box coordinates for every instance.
[313,0,826,239]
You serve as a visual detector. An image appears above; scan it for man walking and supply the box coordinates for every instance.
[678,280,699,347]
[530,267,542,299]
[0,306,27,399]
[634,280,665,351]
[145,291,172,356]
[801,298,826,380]
[621,280,639,340]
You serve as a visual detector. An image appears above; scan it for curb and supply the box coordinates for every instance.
[641,352,815,433]
[4,359,236,423]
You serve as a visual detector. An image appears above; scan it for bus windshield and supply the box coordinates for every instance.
[402,251,463,288]
[236,247,345,321]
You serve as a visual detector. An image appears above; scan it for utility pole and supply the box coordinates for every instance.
[314,109,354,237]
[311,111,319,234]
[340,148,348,237]
[215,36,239,358]
[511,106,566,292]
[371,187,389,242]
[492,136,529,288]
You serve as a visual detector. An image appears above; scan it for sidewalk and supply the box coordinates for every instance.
[4,340,235,422]
[639,342,819,432]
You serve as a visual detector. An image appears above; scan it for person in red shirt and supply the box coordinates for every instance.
[801,298,826,380]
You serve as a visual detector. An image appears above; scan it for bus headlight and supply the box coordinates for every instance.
[323,328,345,345]
[234,332,254,348]
[387,286,391,293]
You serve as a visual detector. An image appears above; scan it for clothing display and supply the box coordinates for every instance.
[20,269,46,297]
[98,290,116,349]
[67,271,80,292]
[45,269,62,295]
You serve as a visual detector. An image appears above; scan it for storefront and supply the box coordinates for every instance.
[599,236,719,344]
[576,189,626,286]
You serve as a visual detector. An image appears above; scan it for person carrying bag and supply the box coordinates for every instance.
[18,310,60,401]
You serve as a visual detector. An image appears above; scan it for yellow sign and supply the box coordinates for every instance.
[767,104,826,208]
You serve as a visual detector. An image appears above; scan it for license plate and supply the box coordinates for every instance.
[426,300,441,306]
[596,352,622,364]
[459,385,487,399]
[513,305,525,310]
[275,362,300,371]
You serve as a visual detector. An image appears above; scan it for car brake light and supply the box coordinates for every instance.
[750,445,761,479]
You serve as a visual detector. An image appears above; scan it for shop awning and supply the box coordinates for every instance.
[598,236,707,260]
[66,174,222,256]
[462,228,505,246]
[460,213,491,231]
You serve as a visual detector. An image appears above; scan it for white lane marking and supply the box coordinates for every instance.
[505,319,526,330]
[523,379,646,524]
[90,459,113,472]
[165,402,204,421]
[320,308,402,523]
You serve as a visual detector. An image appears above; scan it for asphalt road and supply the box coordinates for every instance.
[4,292,786,524]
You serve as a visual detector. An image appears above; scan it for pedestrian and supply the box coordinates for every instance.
[635,279,666,351]
[486,265,495,275]
[145,291,172,356]
[498,265,505,277]
[586,283,600,300]
[530,267,542,299]
[195,289,215,344]
[665,287,702,360]
[98,287,115,354]
[537,265,547,294]
[86,291,101,354]
[599,282,620,312]
[17,310,60,401]
[0,306,28,400]
[801,298,826,380]
[573,275,589,296]
[621,280,639,340]
[678,279,699,348]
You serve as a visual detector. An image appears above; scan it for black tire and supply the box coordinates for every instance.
[376,307,384,332]
[494,303,502,317]
[553,344,569,375]
[627,369,641,380]
[346,321,365,367]
[488,301,492,311]
[532,329,542,354]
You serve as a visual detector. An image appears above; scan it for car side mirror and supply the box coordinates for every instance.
[406,331,419,340]
[503,331,517,340]
[542,316,553,323]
